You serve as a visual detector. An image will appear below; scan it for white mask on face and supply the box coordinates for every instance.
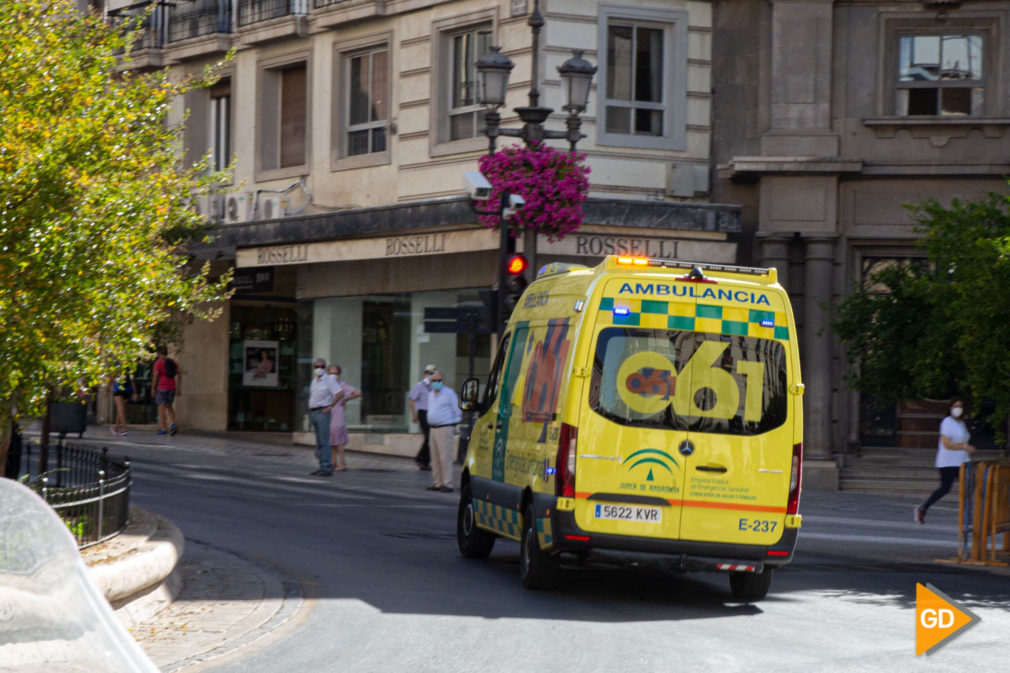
[951,407,964,418]
[314,368,326,378]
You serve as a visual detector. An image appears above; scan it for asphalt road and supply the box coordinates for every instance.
[121,436,1010,673]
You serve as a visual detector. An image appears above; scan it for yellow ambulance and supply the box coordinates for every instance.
[457,255,803,601]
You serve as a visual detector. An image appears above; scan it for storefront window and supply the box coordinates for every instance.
[228,304,298,431]
[361,298,411,428]
[300,289,492,434]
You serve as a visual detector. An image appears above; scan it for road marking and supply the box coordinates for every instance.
[802,514,955,529]
[799,531,956,548]
[309,503,449,510]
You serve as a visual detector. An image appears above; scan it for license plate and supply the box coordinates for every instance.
[594,504,662,523]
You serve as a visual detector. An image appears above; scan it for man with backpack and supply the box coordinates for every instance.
[151,346,180,436]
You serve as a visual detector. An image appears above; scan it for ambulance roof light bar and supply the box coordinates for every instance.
[612,255,776,282]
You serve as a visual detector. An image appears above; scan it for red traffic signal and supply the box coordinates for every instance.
[506,254,529,275]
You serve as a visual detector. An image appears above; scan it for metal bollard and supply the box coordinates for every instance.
[97,469,106,542]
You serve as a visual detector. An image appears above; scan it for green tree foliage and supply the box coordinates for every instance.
[833,190,1010,431]
[0,1,231,466]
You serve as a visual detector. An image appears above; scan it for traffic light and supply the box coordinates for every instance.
[503,253,530,314]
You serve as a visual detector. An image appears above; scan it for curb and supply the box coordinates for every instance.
[82,507,185,626]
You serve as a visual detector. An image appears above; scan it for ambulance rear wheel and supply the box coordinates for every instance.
[729,568,773,602]
[457,484,495,559]
[520,504,559,590]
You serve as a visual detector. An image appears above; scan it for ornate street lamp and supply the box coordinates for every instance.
[558,49,598,151]
[471,0,596,335]
[474,0,596,153]
[474,46,514,155]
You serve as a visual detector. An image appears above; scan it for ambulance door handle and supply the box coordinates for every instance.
[695,465,727,473]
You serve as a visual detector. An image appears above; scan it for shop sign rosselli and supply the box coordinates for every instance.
[235,229,500,268]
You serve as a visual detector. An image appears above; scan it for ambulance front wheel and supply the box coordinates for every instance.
[729,568,773,602]
[520,504,559,590]
[457,483,496,559]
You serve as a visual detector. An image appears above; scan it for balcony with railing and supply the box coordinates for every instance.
[166,0,234,60]
[237,0,306,27]
[234,0,308,44]
[311,0,383,30]
[106,0,170,68]
[169,0,232,42]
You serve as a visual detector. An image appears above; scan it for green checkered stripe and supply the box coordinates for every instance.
[536,516,554,548]
[474,499,521,539]
[599,298,790,341]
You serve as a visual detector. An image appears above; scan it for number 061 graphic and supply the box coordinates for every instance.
[616,342,765,421]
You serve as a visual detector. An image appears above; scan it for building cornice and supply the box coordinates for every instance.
[191,197,741,261]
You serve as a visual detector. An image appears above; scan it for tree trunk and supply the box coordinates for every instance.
[0,419,10,479]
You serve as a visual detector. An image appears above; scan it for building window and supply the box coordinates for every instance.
[279,65,307,168]
[430,11,497,155]
[598,5,687,150]
[302,290,493,434]
[896,34,984,116]
[606,24,663,136]
[259,58,309,176]
[209,80,231,172]
[448,26,491,141]
[346,47,388,156]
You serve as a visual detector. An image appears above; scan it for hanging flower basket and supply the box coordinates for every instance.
[476,141,590,242]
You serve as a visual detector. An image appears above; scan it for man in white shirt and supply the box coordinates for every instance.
[424,370,461,493]
[308,357,344,477]
[408,364,436,470]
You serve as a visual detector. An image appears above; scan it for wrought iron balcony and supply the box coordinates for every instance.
[312,0,352,8]
[237,0,307,27]
[168,0,233,42]
[107,1,171,51]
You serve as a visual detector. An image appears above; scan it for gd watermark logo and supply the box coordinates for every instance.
[915,583,980,655]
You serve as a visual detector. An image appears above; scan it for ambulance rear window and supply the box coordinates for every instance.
[589,328,788,435]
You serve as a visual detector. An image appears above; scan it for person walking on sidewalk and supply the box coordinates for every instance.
[424,370,461,493]
[409,364,436,471]
[151,347,180,436]
[308,358,344,477]
[110,367,138,436]
[327,364,360,472]
[915,398,976,524]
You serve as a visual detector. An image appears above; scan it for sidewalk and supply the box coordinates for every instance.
[65,425,420,671]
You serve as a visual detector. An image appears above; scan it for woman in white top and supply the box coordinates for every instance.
[914,399,975,524]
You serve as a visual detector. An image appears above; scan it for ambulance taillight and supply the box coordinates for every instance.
[556,424,577,497]
[787,443,802,515]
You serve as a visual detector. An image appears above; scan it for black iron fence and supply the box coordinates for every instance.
[14,441,132,550]
[313,0,351,8]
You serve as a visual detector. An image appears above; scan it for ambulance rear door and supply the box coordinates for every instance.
[674,284,794,547]
[574,280,698,541]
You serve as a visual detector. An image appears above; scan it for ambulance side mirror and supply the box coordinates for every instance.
[459,377,481,411]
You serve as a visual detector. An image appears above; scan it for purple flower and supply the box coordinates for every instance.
[477,142,590,241]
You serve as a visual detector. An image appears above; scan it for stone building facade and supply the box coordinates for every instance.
[94,0,735,454]
[711,0,1010,485]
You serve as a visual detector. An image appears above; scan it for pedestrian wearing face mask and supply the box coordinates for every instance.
[327,364,361,472]
[409,364,436,471]
[914,398,976,524]
[424,370,461,493]
[308,358,344,477]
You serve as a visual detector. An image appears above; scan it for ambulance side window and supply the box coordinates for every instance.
[499,327,530,413]
[482,333,511,409]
